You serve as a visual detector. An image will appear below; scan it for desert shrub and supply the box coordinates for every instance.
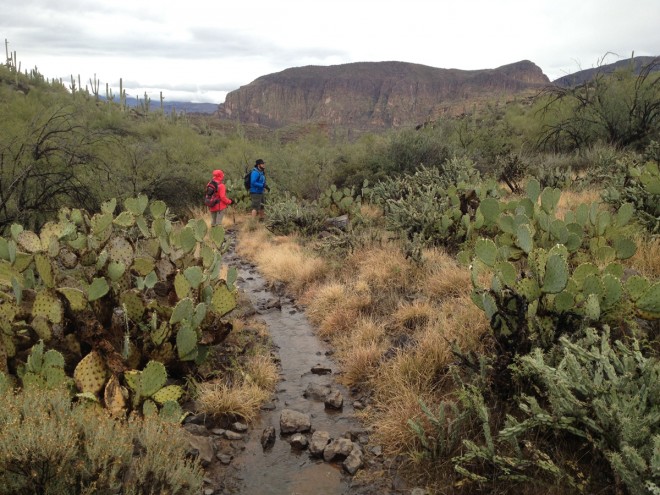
[0,383,203,495]
[265,193,328,236]
[368,160,498,256]
[411,326,660,494]
[536,59,660,151]
[602,145,660,235]
[494,152,527,193]
[502,328,660,495]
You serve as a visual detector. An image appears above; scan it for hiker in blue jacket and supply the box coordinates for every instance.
[249,158,269,219]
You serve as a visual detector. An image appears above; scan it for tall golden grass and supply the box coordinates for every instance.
[196,381,271,423]
[630,234,660,279]
[237,227,329,295]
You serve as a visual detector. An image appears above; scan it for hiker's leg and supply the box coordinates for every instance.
[210,211,219,226]
[251,193,263,218]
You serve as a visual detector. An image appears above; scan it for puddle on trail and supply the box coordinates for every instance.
[220,244,365,495]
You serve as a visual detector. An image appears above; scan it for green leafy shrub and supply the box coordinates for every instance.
[265,194,328,236]
[369,161,499,256]
[0,382,203,495]
[504,328,660,494]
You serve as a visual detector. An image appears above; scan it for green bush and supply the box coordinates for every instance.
[507,328,660,494]
[265,194,328,236]
[602,143,660,235]
[368,160,498,256]
[0,383,203,495]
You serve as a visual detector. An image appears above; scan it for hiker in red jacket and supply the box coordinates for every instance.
[206,169,232,226]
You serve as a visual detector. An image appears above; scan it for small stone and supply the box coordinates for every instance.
[183,423,210,436]
[183,413,207,425]
[303,382,330,400]
[290,433,309,450]
[309,431,331,457]
[217,454,233,465]
[353,400,365,410]
[311,364,332,375]
[211,428,226,436]
[343,447,364,475]
[204,489,214,495]
[324,389,343,409]
[224,431,243,441]
[261,426,276,449]
[231,421,248,432]
[280,409,311,433]
[323,438,354,462]
[370,445,383,457]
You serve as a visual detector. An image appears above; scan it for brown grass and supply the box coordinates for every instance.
[419,248,472,300]
[556,189,602,220]
[196,381,271,423]
[363,381,435,458]
[237,227,329,294]
[390,300,437,335]
[243,354,279,391]
[630,234,660,280]
[334,317,388,386]
[347,245,415,290]
[302,280,375,339]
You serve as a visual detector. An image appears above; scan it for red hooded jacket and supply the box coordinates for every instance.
[208,170,232,212]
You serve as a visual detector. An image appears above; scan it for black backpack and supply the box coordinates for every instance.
[243,170,252,192]
[204,180,219,207]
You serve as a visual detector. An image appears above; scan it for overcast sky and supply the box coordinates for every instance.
[2,0,659,104]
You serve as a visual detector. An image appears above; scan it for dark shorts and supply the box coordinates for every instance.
[250,193,264,211]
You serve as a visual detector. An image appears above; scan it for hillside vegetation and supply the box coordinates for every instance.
[1,55,659,494]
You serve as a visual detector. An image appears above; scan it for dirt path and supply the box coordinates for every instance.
[205,232,404,495]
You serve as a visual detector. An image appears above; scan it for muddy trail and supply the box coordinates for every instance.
[195,231,414,495]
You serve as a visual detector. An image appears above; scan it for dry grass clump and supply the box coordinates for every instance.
[239,231,329,295]
[437,295,490,349]
[362,295,488,459]
[556,189,602,219]
[303,282,347,326]
[334,317,388,387]
[419,249,472,300]
[337,340,387,387]
[347,245,415,291]
[196,381,270,424]
[243,354,279,391]
[390,300,437,335]
[630,234,660,279]
[303,280,374,339]
[236,227,271,261]
[363,385,436,459]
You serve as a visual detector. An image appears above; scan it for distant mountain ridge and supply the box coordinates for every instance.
[552,55,659,87]
[213,56,659,130]
[121,97,217,114]
[217,60,550,130]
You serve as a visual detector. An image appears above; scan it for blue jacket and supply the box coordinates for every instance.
[249,167,266,194]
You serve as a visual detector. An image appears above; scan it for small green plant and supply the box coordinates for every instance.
[0,382,203,494]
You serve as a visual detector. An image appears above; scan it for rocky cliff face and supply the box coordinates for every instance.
[217,60,550,130]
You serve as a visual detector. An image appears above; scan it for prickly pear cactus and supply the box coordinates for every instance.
[470,179,650,360]
[74,351,108,394]
[0,194,237,417]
